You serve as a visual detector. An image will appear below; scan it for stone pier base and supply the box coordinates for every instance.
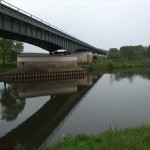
[3,53,86,82]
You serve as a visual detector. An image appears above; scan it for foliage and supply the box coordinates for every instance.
[108,48,121,60]
[45,125,150,150]
[120,46,134,60]
[0,38,24,65]
[15,124,149,150]
[107,62,114,70]
[146,46,150,57]
[80,59,150,74]
[14,141,27,150]
[0,64,17,74]
[108,45,149,60]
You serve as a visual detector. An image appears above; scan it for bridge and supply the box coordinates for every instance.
[0,0,106,55]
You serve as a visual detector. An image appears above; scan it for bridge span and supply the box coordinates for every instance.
[0,0,106,55]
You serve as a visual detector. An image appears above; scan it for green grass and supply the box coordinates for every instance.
[79,59,150,74]
[14,125,150,150]
[45,125,150,150]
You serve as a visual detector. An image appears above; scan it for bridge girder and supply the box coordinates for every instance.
[0,1,106,55]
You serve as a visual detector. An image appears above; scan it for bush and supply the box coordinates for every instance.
[107,62,114,70]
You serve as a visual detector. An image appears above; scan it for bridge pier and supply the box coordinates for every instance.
[97,54,107,60]
[74,52,93,63]
[92,53,107,60]
[3,53,86,81]
[17,54,77,68]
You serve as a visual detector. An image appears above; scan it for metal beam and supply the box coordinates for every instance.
[0,0,106,54]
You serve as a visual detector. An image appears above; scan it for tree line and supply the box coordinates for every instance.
[0,38,24,66]
[108,45,150,60]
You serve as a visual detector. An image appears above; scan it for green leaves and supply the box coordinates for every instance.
[0,38,24,65]
[108,45,150,61]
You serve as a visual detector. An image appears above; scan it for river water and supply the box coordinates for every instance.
[0,69,150,149]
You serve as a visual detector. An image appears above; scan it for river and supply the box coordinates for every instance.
[0,69,150,149]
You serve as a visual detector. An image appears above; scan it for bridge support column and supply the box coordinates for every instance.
[97,54,107,60]
[92,53,98,60]
[74,52,93,63]
[3,53,86,81]
[17,54,77,68]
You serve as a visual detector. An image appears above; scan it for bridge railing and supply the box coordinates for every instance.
[0,0,59,30]
[0,0,99,50]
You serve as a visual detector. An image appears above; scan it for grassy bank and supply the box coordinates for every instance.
[80,59,150,74]
[46,125,150,150]
[14,125,150,150]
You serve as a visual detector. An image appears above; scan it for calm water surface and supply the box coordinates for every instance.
[0,70,150,149]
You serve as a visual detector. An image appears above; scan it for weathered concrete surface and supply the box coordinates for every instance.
[74,52,93,63]
[4,66,83,74]
[3,53,86,80]
[17,54,77,68]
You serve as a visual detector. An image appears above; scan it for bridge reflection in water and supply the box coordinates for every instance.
[0,75,102,149]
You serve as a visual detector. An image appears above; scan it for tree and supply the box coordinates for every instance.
[108,48,121,60]
[120,46,134,60]
[146,45,150,58]
[132,45,145,60]
[0,38,24,66]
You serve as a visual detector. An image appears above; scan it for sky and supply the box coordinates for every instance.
[2,0,150,53]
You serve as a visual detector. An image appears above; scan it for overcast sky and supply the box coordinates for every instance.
[4,0,150,53]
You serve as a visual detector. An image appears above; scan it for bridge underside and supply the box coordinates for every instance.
[0,29,63,52]
[0,12,90,53]
[0,28,92,54]
[0,2,106,55]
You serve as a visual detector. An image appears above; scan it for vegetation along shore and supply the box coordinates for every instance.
[14,125,150,150]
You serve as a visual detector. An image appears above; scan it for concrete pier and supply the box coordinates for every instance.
[74,52,93,63]
[4,53,86,81]
[17,54,77,68]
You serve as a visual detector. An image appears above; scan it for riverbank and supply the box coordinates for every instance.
[79,59,150,74]
[1,60,150,81]
[14,125,150,150]
[1,59,150,76]
[47,125,150,150]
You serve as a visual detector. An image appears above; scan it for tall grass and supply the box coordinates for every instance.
[47,125,150,150]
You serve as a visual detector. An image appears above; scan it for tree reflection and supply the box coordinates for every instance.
[110,68,150,84]
[0,83,25,121]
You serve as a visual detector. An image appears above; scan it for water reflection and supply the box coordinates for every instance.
[1,69,150,149]
[0,84,25,121]
[110,68,150,84]
[0,75,101,149]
